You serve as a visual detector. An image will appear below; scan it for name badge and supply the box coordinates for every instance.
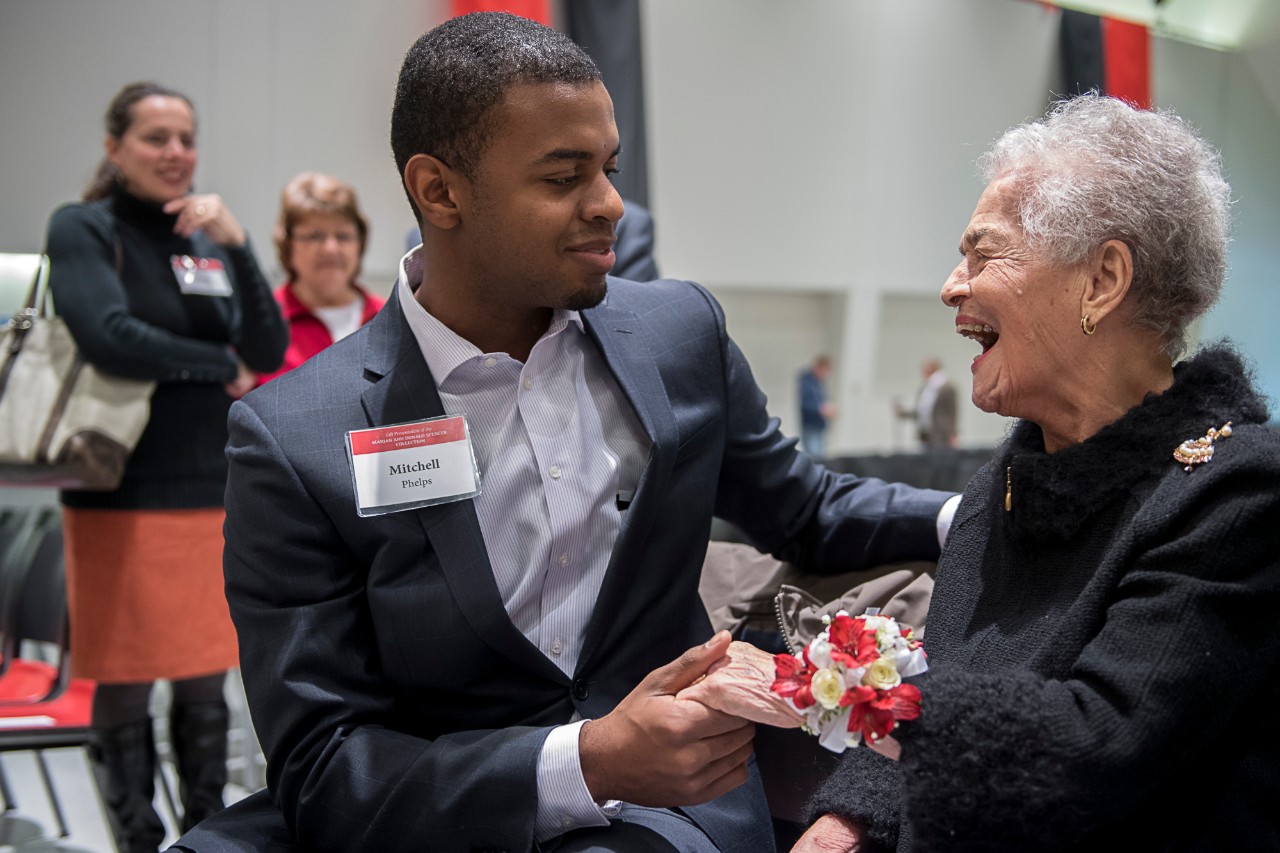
[346,415,481,517]
[171,255,233,296]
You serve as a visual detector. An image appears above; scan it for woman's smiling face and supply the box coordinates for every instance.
[940,177,1086,422]
[106,95,196,205]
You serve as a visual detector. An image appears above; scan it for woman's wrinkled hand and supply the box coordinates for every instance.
[677,640,804,729]
[791,813,865,853]
[165,194,246,247]
[224,360,256,400]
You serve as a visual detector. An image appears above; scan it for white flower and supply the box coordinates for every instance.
[811,667,846,710]
[808,635,835,670]
[861,656,902,690]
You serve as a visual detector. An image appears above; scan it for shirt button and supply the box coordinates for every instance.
[560,816,575,829]
[559,553,569,567]
[549,465,562,479]
[483,356,497,367]
[522,377,533,390]
[551,638,563,655]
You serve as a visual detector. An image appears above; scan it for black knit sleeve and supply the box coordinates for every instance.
[803,746,904,853]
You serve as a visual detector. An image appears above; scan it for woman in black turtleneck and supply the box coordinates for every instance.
[43,81,286,852]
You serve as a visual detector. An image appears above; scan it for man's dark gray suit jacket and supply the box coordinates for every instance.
[173,277,950,853]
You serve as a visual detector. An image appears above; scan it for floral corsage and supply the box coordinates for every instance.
[770,608,927,753]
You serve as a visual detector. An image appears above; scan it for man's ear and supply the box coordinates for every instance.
[404,154,463,231]
[104,134,120,165]
[1080,239,1133,326]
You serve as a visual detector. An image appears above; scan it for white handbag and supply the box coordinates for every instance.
[0,255,154,490]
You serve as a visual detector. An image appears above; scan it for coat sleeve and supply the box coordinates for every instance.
[45,204,241,383]
[223,398,551,853]
[804,747,906,853]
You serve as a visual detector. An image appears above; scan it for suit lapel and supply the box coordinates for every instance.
[360,290,566,684]
[576,293,679,671]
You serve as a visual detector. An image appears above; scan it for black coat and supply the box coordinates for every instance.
[810,345,1280,852]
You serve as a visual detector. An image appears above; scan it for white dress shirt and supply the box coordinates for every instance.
[394,250,648,840]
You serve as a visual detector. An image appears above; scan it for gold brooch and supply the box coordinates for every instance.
[1173,422,1232,472]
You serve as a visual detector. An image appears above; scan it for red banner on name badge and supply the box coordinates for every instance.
[349,417,467,456]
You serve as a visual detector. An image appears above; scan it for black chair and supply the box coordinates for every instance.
[0,505,96,840]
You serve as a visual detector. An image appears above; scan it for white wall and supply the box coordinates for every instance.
[1154,39,1280,411]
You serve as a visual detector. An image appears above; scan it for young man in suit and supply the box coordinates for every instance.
[171,13,954,853]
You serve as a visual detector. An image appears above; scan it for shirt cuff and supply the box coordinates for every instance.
[534,720,614,842]
[936,494,962,547]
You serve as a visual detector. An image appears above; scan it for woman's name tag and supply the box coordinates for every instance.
[346,415,482,517]
[170,255,232,296]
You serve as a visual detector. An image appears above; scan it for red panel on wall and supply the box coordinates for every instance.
[450,0,551,25]
[1102,15,1151,109]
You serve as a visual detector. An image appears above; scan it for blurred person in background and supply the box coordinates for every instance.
[611,199,659,282]
[256,172,385,386]
[43,81,287,852]
[894,357,957,449]
[798,354,836,457]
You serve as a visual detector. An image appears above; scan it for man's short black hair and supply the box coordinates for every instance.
[390,12,602,220]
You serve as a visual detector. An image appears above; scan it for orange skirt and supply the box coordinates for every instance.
[63,507,239,683]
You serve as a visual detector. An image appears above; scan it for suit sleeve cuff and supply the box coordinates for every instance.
[533,720,614,842]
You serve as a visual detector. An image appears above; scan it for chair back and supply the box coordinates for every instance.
[0,506,70,700]
[0,253,45,325]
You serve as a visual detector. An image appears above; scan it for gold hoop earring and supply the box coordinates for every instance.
[1081,315,1097,336]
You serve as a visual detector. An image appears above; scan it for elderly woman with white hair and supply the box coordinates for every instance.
[688,95,1280,852]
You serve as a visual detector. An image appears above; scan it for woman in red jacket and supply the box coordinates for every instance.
[257,173,385,385]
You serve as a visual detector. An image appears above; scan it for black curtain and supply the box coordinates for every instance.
[1059,9,1104,98]
[564,0,649,208]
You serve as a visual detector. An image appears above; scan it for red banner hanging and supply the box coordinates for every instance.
[1102,16,1151,109]
[450,0,551,25]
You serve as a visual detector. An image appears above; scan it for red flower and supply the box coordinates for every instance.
[845,684,922,742]
[772,652,817,710]
[827,615,880,669]
[876,683,923,721]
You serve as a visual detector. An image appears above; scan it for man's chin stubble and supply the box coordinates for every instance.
[564,280,608,312]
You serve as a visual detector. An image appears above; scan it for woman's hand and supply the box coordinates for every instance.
[792,813,865,853]
[224,360,256,400]
[677,640,804,729]
[165,194,246,247]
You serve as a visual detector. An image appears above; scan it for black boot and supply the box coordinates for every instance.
[170,700,229,830]
[89,718,166,853]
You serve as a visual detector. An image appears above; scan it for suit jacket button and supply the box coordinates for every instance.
[572,679,589,701]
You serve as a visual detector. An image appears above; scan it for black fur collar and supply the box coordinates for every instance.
[995,344,1270,541]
